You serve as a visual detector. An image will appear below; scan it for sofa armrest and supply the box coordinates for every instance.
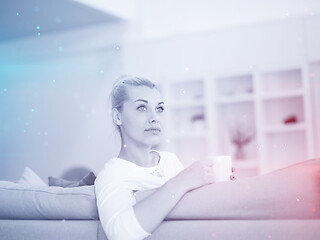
[167,159,320,220]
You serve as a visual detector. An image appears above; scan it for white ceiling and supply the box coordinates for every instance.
[78,0,320,40]
[2,0,320,42]
[0,0,121,42]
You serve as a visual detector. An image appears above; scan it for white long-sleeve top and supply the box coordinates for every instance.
[95,151,185,240]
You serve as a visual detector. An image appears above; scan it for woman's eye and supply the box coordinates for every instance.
[156,106,165,113]
[137,105,147,111]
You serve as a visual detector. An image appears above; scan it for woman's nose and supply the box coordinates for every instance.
[149,111,159,123]
[150,118,159,123]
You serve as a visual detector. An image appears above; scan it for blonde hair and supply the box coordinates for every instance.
[110,75,158,112]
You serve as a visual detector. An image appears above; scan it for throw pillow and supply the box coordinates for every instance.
[0,181,99,220]
[18,167,47,186]
[48,172,96,188]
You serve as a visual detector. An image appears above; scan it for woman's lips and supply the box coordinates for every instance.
[145,128,161,134]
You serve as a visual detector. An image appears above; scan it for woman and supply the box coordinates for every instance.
[95,76,234,240]
[95,76,320,240]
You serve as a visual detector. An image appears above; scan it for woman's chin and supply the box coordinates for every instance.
[146,135,162,146]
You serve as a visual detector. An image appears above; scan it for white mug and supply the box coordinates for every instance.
[208,156,232,182]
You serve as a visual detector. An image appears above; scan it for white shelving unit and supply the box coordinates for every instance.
[309,61,320,157]
[257,65,314,173]
[161,78,209,167]
[212,73,259,178]
[262,123,306,133]
[161,63,317,177]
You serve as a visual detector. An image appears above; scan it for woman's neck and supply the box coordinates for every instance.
[118,143,159,167]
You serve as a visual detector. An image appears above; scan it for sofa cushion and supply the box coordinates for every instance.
[48,172,96,188]
[0,181,99,220]
[0,220,107,240]
[17,167,47,186]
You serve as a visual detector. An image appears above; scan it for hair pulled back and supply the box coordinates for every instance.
[110,75,158,112]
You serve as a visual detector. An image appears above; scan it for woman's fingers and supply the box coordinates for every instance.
[231,167,236,181]
[230,174,236,181]
[206,176,215,184]
[188,160,239,185]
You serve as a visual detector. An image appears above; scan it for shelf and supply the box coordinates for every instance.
[169,99,205,109]
[216,93,254,104]
[262,123,306,133]
[170,79,204,103]
[164,63,315,177]
[261,89,303,100]
[260,68,303,93]
[262,96,304,126]
[232,160,259,169]
[170,131,207,140]
[215,74,254,96]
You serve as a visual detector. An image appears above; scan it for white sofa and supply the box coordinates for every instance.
[1,158,320,240]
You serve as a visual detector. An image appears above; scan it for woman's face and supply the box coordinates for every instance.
[117,86,165,148]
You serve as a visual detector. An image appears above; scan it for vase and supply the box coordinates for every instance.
[234,146,246,160]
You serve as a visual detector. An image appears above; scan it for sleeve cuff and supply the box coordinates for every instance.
[128,206,151,239]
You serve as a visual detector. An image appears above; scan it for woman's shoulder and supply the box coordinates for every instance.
[157,150,179,160]
[156,151,184,177]
[156,151,183,168]
[96,158,136,183]
[106,157,141,169]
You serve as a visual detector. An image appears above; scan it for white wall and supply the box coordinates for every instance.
[2,9,320,181]
[122,15,320,164]
[123,16,314,78]
[305,15,320,61]
[0,23,126,181]
[130,0,320,41]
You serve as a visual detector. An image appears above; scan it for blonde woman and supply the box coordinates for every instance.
[95,76,320,240]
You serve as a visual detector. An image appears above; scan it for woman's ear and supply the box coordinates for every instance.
[112,108,122,126]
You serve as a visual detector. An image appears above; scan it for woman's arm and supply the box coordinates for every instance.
[96,159,215,239]
[166,158,320,220]
[133,160,215,233]
[134,189,156,203]
[135,165,235,204]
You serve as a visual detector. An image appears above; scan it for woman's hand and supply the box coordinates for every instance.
[172,161,215,193]
[133,161,215,233]
[230,167,236,181]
